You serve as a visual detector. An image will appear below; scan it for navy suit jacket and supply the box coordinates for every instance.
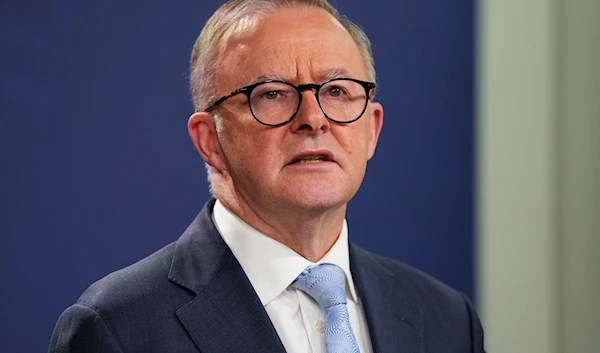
[50,199,485,352]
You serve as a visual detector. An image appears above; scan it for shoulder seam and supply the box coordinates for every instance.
[72,302,125,351]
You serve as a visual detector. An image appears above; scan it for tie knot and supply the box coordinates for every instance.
[292,263,347,309]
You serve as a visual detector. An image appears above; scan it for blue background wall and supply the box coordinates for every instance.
[0,1,474,351]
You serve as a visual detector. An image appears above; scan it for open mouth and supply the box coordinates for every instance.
[290,155,329,164]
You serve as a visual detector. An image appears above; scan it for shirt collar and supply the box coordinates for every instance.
[212,200,358,306]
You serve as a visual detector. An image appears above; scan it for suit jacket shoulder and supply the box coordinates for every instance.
[49,238,200,352]
[49,200,285,353]
[350,244,485,352]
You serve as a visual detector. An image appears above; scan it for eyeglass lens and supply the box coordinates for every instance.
[249,80,368,125]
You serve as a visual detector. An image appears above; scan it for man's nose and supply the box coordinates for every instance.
[289,90,331,134]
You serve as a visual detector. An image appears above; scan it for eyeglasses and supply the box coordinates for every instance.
[204,77,376,127]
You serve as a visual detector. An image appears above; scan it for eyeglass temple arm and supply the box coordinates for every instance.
[203,87,248,112]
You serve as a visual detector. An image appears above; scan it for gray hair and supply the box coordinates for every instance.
[189,0,376,117]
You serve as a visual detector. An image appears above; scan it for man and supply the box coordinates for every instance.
[50,0,485,352]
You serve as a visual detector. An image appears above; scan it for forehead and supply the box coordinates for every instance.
[216,6,367,88]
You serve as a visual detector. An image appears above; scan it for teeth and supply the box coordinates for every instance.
[296,157,325,163]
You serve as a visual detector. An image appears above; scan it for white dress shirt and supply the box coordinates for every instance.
[212,200,373,353]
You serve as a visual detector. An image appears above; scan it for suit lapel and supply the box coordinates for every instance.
[168,200,286,353]
[175,255,286,352]
[350,244,424,353]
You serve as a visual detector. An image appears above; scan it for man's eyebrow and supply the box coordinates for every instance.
[320,68,353,80]
[250,68,354,84]
[254,74,286,82]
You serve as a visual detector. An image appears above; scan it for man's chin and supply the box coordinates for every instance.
[282,188,351,213]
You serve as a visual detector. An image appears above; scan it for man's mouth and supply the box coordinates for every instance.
[291,156,328,164]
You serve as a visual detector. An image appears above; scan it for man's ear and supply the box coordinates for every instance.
[187,112,227,171]
[367,102,384,160]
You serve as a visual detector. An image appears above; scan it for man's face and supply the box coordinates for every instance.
[194,6,383,215]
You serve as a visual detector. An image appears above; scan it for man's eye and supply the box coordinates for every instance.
[264,91,279,99]
[327,87,343,97]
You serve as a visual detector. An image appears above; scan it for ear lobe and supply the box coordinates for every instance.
[367,102,384,160]
[187,112,227,171]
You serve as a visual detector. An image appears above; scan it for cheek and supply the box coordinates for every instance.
[220,125,283,172]
[337,126,371,159]
[218,127,250,171]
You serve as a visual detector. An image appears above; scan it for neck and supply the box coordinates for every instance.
[217,187,346,262]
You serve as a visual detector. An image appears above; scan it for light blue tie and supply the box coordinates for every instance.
[292,264,360,353]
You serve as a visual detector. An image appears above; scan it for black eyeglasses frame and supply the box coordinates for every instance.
[203,77,376,127]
